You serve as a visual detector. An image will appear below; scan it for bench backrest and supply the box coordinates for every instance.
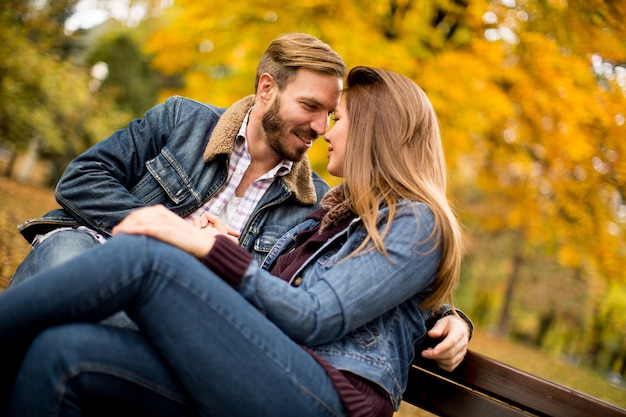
[403,350,626,417]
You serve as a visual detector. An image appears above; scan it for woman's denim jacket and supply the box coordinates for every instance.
[243,201,441,410]
[18,96,329,265]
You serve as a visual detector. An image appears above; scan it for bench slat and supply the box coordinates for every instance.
[406,350,626,417]
[404,365,531,417]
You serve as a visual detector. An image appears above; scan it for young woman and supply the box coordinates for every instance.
[0,66,464,417]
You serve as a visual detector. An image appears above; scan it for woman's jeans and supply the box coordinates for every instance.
[0,234,345,417]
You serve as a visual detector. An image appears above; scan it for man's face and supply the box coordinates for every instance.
[261,68,342,162]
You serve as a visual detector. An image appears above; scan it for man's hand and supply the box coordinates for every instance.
[421,314,470,372]
[192,212,240,244]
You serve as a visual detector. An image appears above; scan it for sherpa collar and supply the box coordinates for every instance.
[202,95,318,205]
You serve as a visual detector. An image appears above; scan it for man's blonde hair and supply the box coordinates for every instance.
[255,33,346,91]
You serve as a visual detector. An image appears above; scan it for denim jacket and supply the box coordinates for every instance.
[18,96,329,265]
[243,201,441,410]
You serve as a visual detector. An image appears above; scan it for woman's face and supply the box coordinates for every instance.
[324,95,349,177]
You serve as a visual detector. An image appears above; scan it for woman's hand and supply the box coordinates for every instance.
[112,205,226,257]
[421,314,470,372]
[192,212,240,244]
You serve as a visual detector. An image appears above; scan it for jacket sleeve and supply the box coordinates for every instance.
[54,97,182,235]
[238,203,443,346]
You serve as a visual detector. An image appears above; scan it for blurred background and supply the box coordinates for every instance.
[0,0,625,413]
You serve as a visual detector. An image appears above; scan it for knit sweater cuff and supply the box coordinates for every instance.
[199,235,253,288]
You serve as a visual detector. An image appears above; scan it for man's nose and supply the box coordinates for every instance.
[311,112,329,137]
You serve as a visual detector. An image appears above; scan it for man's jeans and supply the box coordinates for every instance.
[11,228,102,284]
[0,234,345,417]
[11,228,138,329]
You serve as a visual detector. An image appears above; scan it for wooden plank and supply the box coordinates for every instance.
[403,365,533,417]
[411,350,626,417]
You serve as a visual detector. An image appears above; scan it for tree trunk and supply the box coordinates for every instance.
[495,252,524,337]
[15,137,40,183]
[2,149,17,178]
[535,309,555,347]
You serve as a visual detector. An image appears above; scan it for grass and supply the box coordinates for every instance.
[1,177,624,415]
[0,177,60,289]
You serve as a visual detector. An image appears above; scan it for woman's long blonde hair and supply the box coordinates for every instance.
[342,66,463,311]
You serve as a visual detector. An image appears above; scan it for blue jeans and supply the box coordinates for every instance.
[10,228,138,330]
[11,228,101,283]
[0,234,344,417]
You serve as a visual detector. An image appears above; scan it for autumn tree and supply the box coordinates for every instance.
[0,1,131,183]
[0,0,172,184]
[438,1,626,345]
[0,1,80,159]
[87,27,161,117]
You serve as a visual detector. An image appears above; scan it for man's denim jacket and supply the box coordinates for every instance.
[246,201,443,410]
[18,95,329,265]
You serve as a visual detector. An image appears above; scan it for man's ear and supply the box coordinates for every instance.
[257,72,277,102]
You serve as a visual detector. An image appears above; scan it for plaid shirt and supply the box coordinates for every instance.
[186,113,292,233]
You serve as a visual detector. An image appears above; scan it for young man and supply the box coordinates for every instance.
[11,33,470,371]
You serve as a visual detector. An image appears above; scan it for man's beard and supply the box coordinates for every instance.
[261,96,318,162]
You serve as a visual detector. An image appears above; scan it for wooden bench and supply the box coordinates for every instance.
[403,350,626,417]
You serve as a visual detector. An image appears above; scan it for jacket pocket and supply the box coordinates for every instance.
[351,322,379,349]
[139,150,193,205]
[254,224,293,253]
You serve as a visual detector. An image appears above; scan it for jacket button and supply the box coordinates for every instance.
[292,277,303,287]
